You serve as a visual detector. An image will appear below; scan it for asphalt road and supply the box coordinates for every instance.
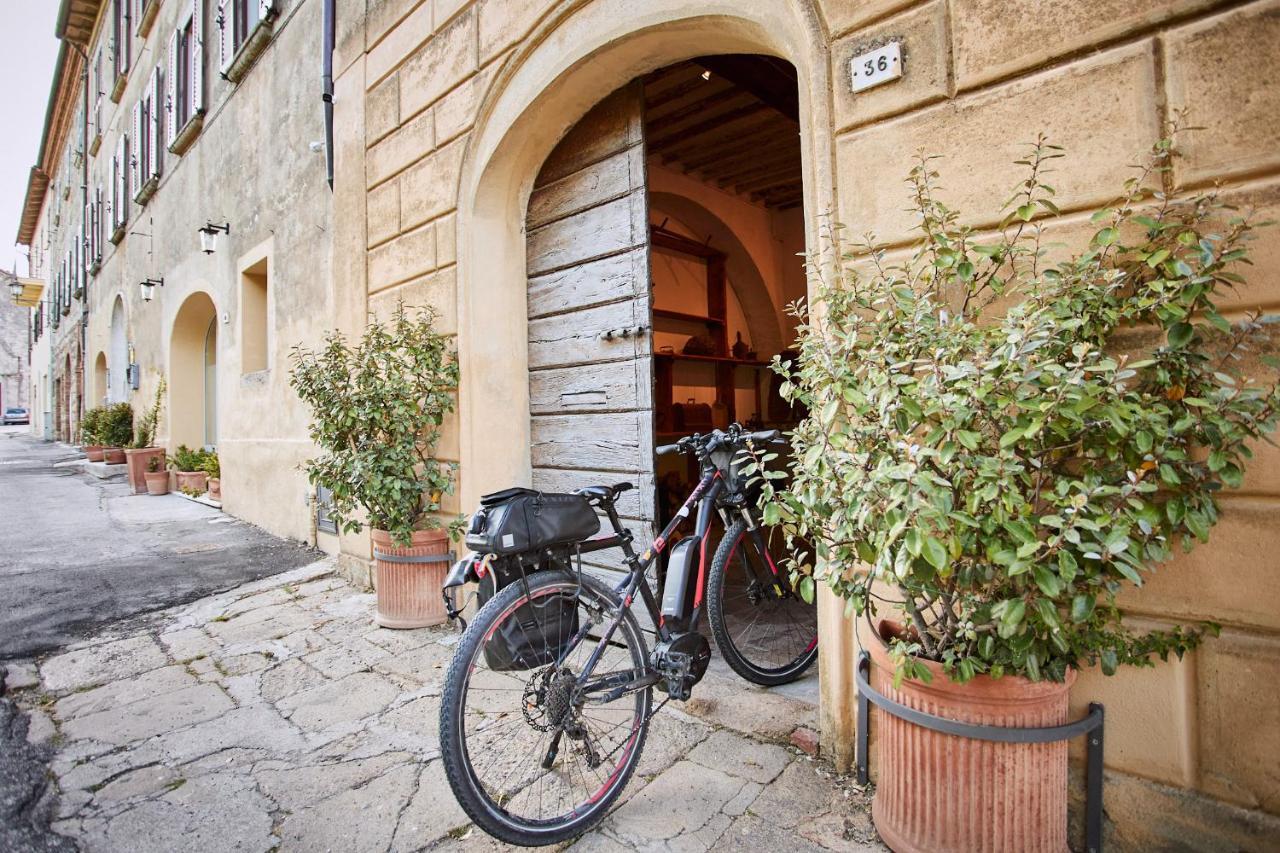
[0,427,321,661]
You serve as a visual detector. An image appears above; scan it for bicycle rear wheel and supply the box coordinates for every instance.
[439,570,651,846]
[708,520,818,686]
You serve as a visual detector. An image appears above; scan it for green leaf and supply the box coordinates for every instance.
[1033,564,1062,597]
[999,426,1025,449]
[1167,322,1194,348]
[1071,594,1095,623]
[798,576,815,604]
[921,536,949,572]
[1093,226,1119,247]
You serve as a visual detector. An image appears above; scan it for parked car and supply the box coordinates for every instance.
[3,407,28,425]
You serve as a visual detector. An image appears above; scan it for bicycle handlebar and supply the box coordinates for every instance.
[655,425,782,457]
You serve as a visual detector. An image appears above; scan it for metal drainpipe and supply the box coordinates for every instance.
[322,0,335,190]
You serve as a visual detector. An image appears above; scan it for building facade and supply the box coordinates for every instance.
[18,0,341,545]
[15,0,1280,847]
[0,272,31,415]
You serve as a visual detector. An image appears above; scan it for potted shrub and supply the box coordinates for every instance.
[763,130,1280,853]
[170,445,210,494]
[80,407,105,462]
[203,451,221,501]
[124,379,166,495]
[290,300,462,628]
[100,403,133,464]
[144,455,170,495]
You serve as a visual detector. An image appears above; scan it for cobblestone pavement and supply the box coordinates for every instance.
[6,559,883,852]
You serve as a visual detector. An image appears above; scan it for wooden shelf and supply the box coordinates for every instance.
[655,351,769,367]
[654,308,725,326]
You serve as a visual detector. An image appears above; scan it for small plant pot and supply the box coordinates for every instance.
[174,470,209,494]
[372,528,451,629]
[207,477,221,501]
[85,445,105,463]
[144,470,170,495]
[868,619,1075,853]
[124,447,166,495]
[103,447,126,464]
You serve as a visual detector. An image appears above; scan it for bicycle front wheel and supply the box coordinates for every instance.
[439,569,651,847]
[708,520,818,686]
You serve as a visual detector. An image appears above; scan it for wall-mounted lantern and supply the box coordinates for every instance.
[139,277,165,302]
[198,221,231,255]
[8,281,23,300]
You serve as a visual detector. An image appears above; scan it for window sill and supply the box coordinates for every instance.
[110,225,126,246]
[73,287,84,301]
[134,177,158,206]
[110,74,126,103]
[89,260,101,276]
[223,18,276,83]
[60,305,71,317]
[89,133,102,157]
[136,1,159,38]
[168,115,204,156]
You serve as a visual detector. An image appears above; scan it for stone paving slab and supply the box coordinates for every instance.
[7,557,882,852]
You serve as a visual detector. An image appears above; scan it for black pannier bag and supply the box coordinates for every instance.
[477,556,581,671]
[465,487,600,556]
[466,488,599,671]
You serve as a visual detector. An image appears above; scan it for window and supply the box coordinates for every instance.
[240,255,270,373]
[167,4,205,152]
[217,0,276,81]
[111,0,131,96]
[133,69,164,203]
[151,69,165,164]
[110,134,129,241]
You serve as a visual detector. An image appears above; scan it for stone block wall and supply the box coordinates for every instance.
[336,0,1280,843]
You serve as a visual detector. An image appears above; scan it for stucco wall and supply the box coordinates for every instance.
[339,0,1280,845]
[77,0,339,548]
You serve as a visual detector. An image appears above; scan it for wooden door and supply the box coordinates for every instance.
[526,82,653,572]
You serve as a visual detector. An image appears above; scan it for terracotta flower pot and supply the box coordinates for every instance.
[85,445,105,463]
[372,528,451,629]
[868,620,1075,853]
[144,470,170,495]
[124,447,166,495]
[103,447,126,464]
[207,477,221,501]
[174,470,209,494]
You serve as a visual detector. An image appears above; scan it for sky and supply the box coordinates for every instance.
[0,2,61,278]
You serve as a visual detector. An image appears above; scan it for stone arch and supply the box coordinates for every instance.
[93,352,108,406]
[109,295,128,402]
[454,0,833,507]
[649,190,786,358]
[169,291,218,448]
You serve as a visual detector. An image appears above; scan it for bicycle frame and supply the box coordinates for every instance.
[567,465,782,698]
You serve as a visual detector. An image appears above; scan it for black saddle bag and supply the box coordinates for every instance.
[465,488,600,556]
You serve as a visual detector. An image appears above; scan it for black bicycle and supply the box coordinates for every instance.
[437,424,817,846]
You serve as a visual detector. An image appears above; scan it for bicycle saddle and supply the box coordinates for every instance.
[575,482,635,502]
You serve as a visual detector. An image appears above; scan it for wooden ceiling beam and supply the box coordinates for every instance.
[647,106,775,153]
[732,164,804,195]
[645,89,750,136]
[675,131,796,171]
[698,147,799,184]
[647,103,774,149]
[645,72,722,112]
[694,55,799,123]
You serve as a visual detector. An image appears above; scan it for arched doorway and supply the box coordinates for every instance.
[93,352,108,406]
[456,3,830,507]
[170,292,218,448]
[456,2,857,766]
[109,296,128,402]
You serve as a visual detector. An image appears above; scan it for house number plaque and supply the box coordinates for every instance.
[850,42,903,93]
